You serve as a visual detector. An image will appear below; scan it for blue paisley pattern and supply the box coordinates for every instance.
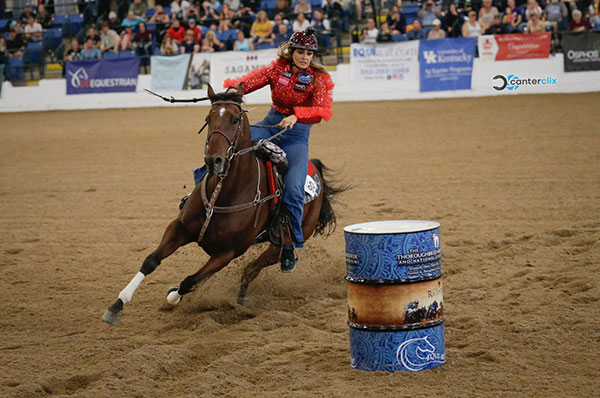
[345,228,442,281]
[349,324,445,372]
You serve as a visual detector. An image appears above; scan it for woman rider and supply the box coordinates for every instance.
[194,27,334,272]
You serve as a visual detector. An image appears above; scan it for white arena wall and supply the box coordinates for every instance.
[1,54,599,113]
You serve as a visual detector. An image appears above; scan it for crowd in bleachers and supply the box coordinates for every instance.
[1,0,599,81]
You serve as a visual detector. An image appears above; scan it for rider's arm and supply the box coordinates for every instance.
[293,72,334,125]
[223,59,282,94]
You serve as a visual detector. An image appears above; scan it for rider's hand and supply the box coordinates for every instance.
[279,115,298,130]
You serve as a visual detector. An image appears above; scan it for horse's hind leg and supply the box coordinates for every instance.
[103,220,191,325]
[237,244,280,305]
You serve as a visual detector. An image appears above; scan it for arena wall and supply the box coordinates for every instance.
[1,53,599,113]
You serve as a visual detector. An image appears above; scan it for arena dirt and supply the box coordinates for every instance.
[1,93,599,397]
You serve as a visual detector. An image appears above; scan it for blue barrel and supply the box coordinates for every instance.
[345,220,445,372]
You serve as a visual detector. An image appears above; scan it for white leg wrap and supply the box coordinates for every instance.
[118,272,145,304]
[167,290,182,305]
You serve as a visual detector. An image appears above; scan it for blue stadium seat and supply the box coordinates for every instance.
[310,0,322,7]
[102,51,119,59]
[147,8,156,19]
[403,12,420,25]
[217,29,237,42]
[146,23,156,31]
[53,15,67,28]
[201,26,209,34]
[163,6,172,16]
[152,47,162,55]
[24,47,44,66]
[255,41,275,50]
[118,50,136,58]
[392,33,407,42]
[0,19,9,30]
[42,28,63,52]
[7,57,25,80]
[67,14,84,36]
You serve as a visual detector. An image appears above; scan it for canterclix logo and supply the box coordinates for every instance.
[492,74,557,91]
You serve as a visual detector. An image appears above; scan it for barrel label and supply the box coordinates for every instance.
[345,228,442,280]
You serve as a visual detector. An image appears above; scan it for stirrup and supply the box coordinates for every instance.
[280,248,297,273]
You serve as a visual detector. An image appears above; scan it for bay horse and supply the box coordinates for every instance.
[103,84,343,325]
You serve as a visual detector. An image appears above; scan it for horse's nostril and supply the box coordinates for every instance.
[215,157,222,166]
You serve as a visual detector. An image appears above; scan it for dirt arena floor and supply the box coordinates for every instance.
[1,93,599,398]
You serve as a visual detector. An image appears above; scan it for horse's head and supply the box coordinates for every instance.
[204,84,247,176]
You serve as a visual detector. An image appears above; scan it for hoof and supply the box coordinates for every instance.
[103,309,121,325]
[167,286,182,305]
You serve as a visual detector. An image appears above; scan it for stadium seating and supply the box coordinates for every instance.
[255,41,276,50]
[0,19,9,30]
[118,50,137,58]
[53,15,68,29]
[43,28,63,52]
[217,29,237,42]
[392,33,407,42]
[102,51,119,59]
[66,14,84,36]
[163,7,172,17]
[7,56,25,80]
[147,8,156,19]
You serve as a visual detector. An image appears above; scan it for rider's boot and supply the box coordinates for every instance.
[279,218,297,272]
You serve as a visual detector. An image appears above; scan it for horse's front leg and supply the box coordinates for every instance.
[103,220,191,325]
[166,250,236,305]
[237,244,280,305]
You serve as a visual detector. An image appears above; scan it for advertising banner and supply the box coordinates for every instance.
[349,41,419,82]
[66,58,139,95]
[150,54,191,91]
[209,48,277,88]
[419,38,476,92]
[187,53,212,90]
[478,32,551,61]
[561,31,600,72]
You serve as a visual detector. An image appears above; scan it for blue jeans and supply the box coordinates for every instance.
[194,107,310,248]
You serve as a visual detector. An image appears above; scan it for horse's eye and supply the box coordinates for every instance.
[232,117,240,124]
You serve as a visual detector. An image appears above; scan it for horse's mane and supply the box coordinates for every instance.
[209,91,244,104]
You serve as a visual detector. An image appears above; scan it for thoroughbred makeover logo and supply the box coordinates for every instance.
[492,74,558,91]
[66,58,140,95]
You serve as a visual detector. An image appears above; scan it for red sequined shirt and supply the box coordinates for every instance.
[224,58,334,125]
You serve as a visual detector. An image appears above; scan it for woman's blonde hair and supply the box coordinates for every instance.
[277,42,328,74]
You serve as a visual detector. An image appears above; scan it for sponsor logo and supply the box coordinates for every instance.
[68,66,137,90]
[396,336,445,372]
[432,232,440,249]
[482,38,493,51]
[492,74,557,91]
[293,81,307,92]
[298,72,312,83]
[68,67,90,88]
[352,45,418,59]
[423,50,437,64]
[566,49,600,62]
[423,48,473,64]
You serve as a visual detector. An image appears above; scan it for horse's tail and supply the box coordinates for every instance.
[311,158,348,237]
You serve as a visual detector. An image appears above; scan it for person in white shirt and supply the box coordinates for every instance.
[293,12,311,32]
[360,18,379,44]
[24,16,42,41]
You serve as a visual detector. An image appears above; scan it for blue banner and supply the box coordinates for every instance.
[150,54,191,91]
[66,58,140,95]
[419,38,476,92]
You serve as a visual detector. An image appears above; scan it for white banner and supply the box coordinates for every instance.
[150,54,191,91]
[188,53,212,90]
[350,41,419,82]
[209,49,278,89]
[478,35,498,62]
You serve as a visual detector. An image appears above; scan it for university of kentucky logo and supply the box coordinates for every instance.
[396,336,445,372]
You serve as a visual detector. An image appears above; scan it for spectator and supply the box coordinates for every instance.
[407,19,427,40]
[172,0,192,20]
[180,29,200,53]
[187,18,203,43]
[80,38,101,60]
[444,3,461,34]
[86,26,101,48]
[202,30,224,51]
[122,11,145,28]
[168,18,187,42]
[133,22,153,61]
[36,5,53,29]
[360,18,379,43]
[233,30,254,50]
[161,34,179,55]
[479,0,499,29]
[150,6,171,25]
[218,3,235,31]
[272,13,286,34]
[590,0,600,28]
[427,18,447,39]
[462,10,484,37]
[224,0,241,12]
[387,4,406,34]
[502,5,522,33]
[293,12,311,32]
[294,0,312,16]
[100,21,120,52]
[10,20,24,35]
[544,0,567,31]
[129,0,147,19]
[0,37,8,65]
[119,25,135,50]
[66,40,81,61]
[525,12,545,32]
[108,11,122,32]
[312,9,332,51]
[202,0,222,21]
[24,16,42,42]
[7,29,24,57]
[242,0,261,12]
[418,0,441,27]
[19,6,36,25]
[251,10,273,42]
[273,23,291,46]
[485,14,505,34]
[271,0,291,19]
[568,9,593,31]
[377,22,393,42]
[524,0,543,22]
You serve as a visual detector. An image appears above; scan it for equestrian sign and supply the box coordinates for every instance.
[66,58,139,95]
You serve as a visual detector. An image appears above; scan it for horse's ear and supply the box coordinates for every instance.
[237,83,244,96]
[207,84,216,101]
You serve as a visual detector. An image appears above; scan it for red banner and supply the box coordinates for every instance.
[495,32,551,60]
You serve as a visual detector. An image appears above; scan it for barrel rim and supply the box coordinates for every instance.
[343,220,440,235]
[346,273,442,285]
[348,318,445,332]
